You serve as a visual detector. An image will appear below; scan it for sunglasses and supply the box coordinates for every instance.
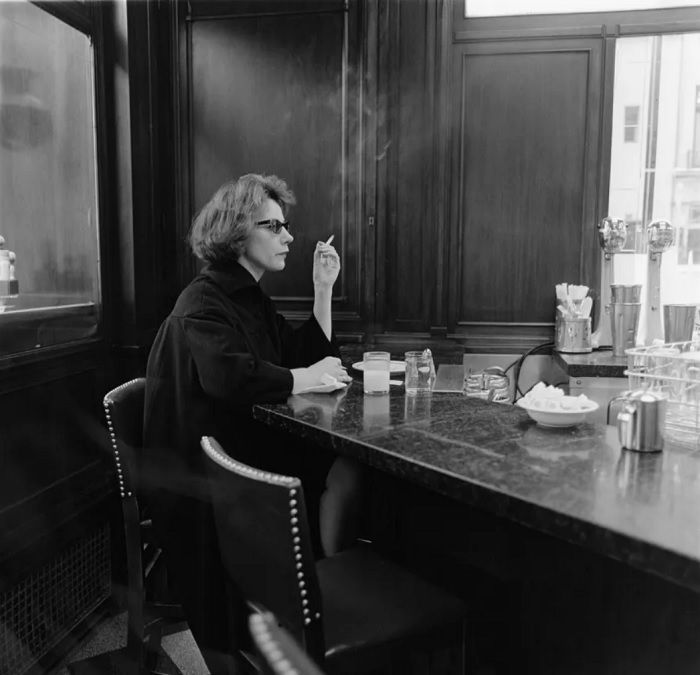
[256,219,291,235]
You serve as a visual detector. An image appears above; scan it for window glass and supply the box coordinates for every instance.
[609,33,700,305]
[465,0,700,17]
[0,2,100,354]
[624,105,640,142]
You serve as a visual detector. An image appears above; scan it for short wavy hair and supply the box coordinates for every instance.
[188,173,296,263]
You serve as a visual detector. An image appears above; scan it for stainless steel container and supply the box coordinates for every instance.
[610,284,642,303]
[663,304,697,343]
[555,315,592,353]
[613,390,667,452]
[610,302,641,357]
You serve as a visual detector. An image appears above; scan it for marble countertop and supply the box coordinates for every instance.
[253,381,700,592]
[553,349,628,378]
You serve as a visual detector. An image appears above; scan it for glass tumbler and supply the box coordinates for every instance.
[464,369,511,403]
[404,350,436,395]
[363,351,390,395]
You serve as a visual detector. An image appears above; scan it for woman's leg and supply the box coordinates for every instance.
[319,456,365,556]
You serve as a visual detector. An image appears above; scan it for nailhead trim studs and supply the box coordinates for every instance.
[103,378,143,500]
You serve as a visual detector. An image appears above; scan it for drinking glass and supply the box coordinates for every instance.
[363,393,391,432]
[663,304,697,343]
[404,350,436,395]
[363,351,390,395]
[463,368,511,403]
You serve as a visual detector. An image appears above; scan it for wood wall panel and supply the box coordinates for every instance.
[382,0,438,332]
[188,4,363,320]
[450,40,602,342]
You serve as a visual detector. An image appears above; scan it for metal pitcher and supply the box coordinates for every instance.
[611,390,667,453]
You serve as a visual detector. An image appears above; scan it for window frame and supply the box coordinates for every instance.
[0,1,113,369]
[453,5,700,41]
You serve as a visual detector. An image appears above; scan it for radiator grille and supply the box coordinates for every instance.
[0,524,111,675]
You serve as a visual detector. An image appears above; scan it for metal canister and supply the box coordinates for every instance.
[615,390,667,452]
[555,315,592,353]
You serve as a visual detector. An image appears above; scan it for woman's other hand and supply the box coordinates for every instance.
[313,241,340,288]
[307,356,350,382]
[291,356,351,393]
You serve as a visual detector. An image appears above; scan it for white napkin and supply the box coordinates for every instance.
[296,373,348,395]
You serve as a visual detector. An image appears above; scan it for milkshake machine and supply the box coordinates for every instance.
[637,219,675,345]
[592,217,627,349]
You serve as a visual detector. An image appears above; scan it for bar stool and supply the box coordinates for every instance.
[249,609,326,675]
[202,435,468,674]
[70,378,184,674]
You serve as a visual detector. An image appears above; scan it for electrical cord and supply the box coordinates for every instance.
[509,341,555,402]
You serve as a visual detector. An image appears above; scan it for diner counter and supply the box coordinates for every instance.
[253,382,700,593]
[553,349,627,378]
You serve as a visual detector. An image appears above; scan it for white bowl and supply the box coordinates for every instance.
[516,396,599,428]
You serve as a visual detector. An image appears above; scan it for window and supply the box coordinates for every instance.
[624,106,640,142]
[609,32,700,305]
[0,2,101,356]
[465,0,700,18]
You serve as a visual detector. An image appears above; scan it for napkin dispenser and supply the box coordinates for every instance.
[554,283,592,353]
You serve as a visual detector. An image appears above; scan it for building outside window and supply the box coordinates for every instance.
[624,105,640,143]
[677,203,700,264]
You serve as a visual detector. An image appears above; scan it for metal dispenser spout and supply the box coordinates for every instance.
[592,217,627,349]
[638,219,674,345]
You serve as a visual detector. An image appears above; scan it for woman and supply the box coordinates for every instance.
[143,173,354,672]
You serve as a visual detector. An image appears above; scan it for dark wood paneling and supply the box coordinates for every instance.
[449,39,602,346]
[186,3,364,324]
[0,361,116,603]
[0,369,107,516]
[381,0,441,333]
[188,0,345,21]
[124,1,180,348]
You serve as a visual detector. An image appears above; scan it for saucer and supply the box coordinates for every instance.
[352,360,406,373]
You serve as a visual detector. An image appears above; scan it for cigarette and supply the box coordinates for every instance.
[325,234,335,246]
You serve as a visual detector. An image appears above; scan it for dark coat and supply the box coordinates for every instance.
[143,261,339,668]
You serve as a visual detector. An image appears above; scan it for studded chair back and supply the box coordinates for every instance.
[249,610,326,675]
[202,436,326,661]
[104,377,145,500]
[94,378,183,675]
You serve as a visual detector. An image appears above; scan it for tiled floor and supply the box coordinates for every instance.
[55,611,209,675]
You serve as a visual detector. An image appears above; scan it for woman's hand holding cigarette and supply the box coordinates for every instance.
[313,234,340,287]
